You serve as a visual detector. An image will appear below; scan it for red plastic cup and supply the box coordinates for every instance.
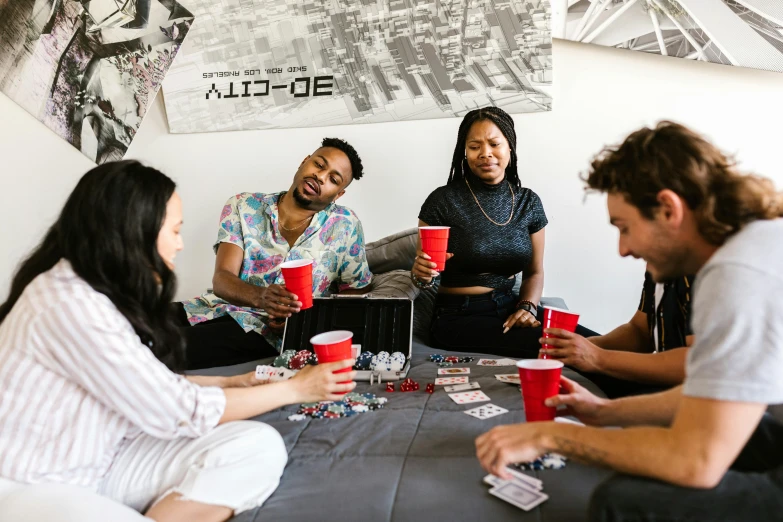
[517,359,564,422]
[280,259,314,310]
[539,306,580,359]
[419,226,450,271]
[310,330,354,393]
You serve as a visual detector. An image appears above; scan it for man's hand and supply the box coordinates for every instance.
[260,284,302,318]
[503,309,540,331]
[545,376,611,426]
[476,423,548,479]
[539,329,603,372]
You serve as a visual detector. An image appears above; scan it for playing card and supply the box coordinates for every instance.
[478,358,517,366]
[489,482,548,511]
[448,390,491,404]
[477,359,500,366]
[435,376,469,385]
[506,467,543,490]
[555,416,585,427]
[495,374,520,384]
[483,474,505,487]
[464,403,508,420]
[437,367,470,375]
[483,473,541,491]
[444,382,480,393]
[255,365,295,382]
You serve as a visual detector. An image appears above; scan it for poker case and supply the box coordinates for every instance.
[280,295,413,381]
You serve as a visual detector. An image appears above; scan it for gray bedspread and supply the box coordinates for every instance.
[197,341,613,522]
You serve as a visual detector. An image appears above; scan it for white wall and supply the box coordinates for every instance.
[2,39,783,333]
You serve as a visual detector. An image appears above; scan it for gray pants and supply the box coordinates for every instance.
[589,413,783,522]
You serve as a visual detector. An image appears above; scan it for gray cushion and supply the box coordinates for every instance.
[366,228,417,274]
[368,270,420,300]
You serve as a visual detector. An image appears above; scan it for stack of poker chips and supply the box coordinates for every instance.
[353,351,374,370]
[510,454,567,471]
[273,349,317,370]
[288,392,387,421]
[429,354,475,366]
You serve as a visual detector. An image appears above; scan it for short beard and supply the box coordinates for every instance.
[292,187,313,209]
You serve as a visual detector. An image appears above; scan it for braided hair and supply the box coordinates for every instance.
[447,107,520,190]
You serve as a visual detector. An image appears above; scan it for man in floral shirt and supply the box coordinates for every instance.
[177,138,372,369]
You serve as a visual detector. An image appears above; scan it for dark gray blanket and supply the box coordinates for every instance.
[197,341,613,522]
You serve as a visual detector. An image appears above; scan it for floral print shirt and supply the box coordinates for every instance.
[182,192,372,349]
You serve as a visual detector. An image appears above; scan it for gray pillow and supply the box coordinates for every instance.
[368,269,420,300]
[366,228,417,274]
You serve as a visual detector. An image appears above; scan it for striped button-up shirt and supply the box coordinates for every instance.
[0,260,226,488]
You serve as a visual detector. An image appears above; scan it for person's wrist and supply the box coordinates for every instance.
[591,344,607,373]
[280,379,301,404]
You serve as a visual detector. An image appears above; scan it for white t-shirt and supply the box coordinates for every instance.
[684,219,783,423]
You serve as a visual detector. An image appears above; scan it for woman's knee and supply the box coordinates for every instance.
[209,421,288,474]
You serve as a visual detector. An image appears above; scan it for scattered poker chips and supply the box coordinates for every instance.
[429,354,475,364]
[511,453,567,471]
[289,392,388,420]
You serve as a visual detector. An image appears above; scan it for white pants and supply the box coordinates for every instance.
[0,421,287,521]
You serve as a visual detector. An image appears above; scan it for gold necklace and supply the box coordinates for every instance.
[465,176,515,226]
[278,194,314,231]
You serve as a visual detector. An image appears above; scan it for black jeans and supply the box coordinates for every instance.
[172,304,278,370]
[589,413,783,522]
[430,289,599,359]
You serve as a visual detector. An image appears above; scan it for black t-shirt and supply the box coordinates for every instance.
[637,271,695,352]
[418,174,548,289]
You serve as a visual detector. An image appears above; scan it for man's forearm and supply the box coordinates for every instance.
[590,323,649,352]
[602,385,682,427]
[538,422,699,487]
[596,348,688,386]
[213,270,264,308]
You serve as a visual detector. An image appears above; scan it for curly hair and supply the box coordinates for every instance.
[447,106,521,190]
[321,137,364,181]
[584,121,783,246]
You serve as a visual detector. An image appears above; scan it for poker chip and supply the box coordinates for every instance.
[512,453,567,471]
[389,352,406,371]
[438,362,453,368]
[289,350,313,370]
[429,354,474,364]
[273,350,296,368]
[354,351,374,370]
[291,392,385,420]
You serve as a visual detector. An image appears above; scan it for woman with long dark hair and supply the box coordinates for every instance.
[412,107,594,358]
[0,161,355,521]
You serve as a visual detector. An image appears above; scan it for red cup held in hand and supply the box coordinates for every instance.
[280,259,314,310]
[419,226,450,272]
[539,306,580,359]
[517,359,564,422]
[310,330,354,393]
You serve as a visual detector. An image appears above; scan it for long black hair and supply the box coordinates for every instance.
[0,160,185,370]
[447,106,521,190]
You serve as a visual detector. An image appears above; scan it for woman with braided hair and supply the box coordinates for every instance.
[412,107,595,358]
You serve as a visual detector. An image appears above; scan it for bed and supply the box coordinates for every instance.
[197,341,612,522]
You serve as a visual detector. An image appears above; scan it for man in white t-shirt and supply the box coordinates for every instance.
[476,121,783,521]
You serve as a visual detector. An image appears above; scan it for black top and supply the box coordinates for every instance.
[637,271,695,352]
[418,173,548,289]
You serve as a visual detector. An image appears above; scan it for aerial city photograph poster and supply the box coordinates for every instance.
[162,0,554,133]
